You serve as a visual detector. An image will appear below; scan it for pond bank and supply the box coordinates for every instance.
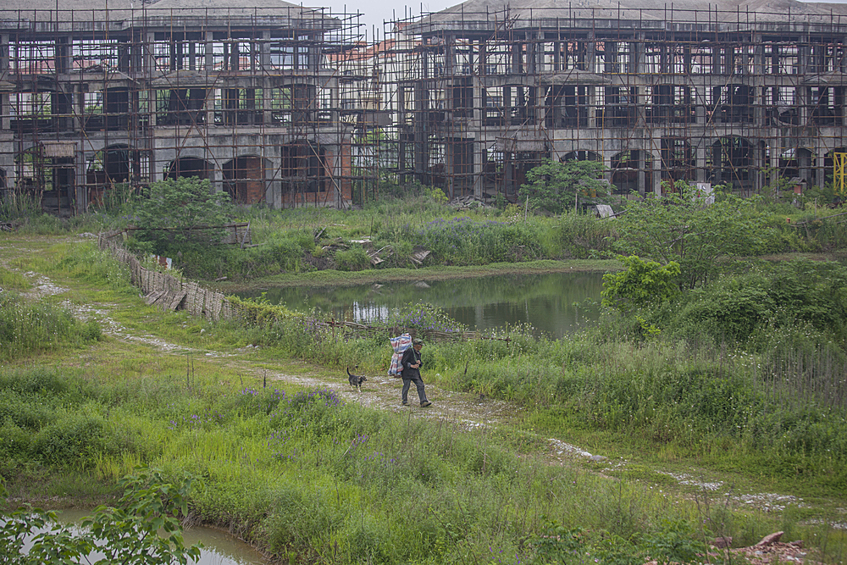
[211,258,621,292]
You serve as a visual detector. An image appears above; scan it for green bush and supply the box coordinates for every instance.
[664,259,847,344]
[602,255,681,311]
[31,411,112,467]
[612,187,774,288]
[0,418,31,459]
[334,245,371,271]
[0,390,56,430]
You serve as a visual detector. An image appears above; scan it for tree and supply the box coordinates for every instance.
[612,184,772,288]
[132,176,234,251]
[0,468,202,565]
[519,159,608,215]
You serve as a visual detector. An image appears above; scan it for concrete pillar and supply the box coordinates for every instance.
[207,167,221,194]
[0,33,8,74]
[586,32,595,72]
[261,31,272,125]
[753,85,765,126]
[635,149,646,196]
[535,31,544,74]
[511,40,521,74]
[800,149,812,186]
[553,40,561,72]
[634,35,646,126]
[72,85,83,131]
[798,37,810,75]
[695,86,706,125]
[712,143,722,185]
[445,138,455,199]
[765,143,777,183]
[651,153,662,195]
[753,142,767,193]
[799,86,809,127]
[56,37,70,74]
[0,92,8,131]
[205,31,214,71]
[445,35,455,76]
[695,143,707,183]
[473,140,484,199]
[146,32,157,128]
[75,147,88,213]
[588,86,596,128]
[205,32,215,127]
[0,35,9,131]
[309,33,320,73]
[816,151,825,189]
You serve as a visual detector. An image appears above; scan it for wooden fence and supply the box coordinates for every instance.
[98,231,238,321]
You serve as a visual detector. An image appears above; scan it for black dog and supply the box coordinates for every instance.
[346,366,367,392]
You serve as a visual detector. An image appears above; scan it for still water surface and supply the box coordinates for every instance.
[18,508,266,565]
[241,271,605,339]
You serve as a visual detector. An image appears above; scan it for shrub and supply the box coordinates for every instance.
[601,255,681,311]
[173,235,306,280]
[665,259,847,344]
[31,411,111,467]
[0,390,56,430]
[0,418,31,459]
[334,245,371,271]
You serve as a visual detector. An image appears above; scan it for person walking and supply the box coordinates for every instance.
[401,339,432,407]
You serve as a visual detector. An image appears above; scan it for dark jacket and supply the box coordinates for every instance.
[400,347,423,380]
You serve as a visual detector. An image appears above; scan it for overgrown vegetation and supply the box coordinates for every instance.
[3,179,847,564]
[2,362,838,565]
[611,185,775,288]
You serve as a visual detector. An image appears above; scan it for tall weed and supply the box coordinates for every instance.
[0,293,101,361]
[553,210,616,258]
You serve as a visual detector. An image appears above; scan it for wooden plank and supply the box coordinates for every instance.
[144,290,166,306]
[166,290,187,311]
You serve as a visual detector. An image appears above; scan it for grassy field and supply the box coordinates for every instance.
[1,230,845,565]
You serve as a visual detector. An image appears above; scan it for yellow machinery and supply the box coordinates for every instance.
[834,152,847,194]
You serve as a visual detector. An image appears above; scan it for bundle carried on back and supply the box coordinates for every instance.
[388,333,412,377]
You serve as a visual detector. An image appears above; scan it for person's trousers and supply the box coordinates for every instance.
[401,375,428,404]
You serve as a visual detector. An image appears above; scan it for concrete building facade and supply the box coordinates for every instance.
[0,0,375,215]
[382,0,847,200]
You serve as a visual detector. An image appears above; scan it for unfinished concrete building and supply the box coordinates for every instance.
[0,0,377,215]
[382,0,847,200]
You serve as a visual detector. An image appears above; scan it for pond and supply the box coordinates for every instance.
[13,508,267,565]
[239,271,605,339]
